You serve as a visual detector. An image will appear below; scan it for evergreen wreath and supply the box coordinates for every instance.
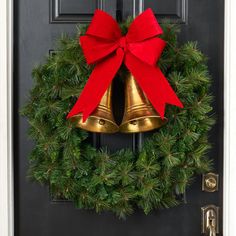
[21,20,215,219]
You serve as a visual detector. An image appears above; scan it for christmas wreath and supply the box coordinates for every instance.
[22,12,214,219]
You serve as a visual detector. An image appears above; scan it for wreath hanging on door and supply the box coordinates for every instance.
[21,9,214,219]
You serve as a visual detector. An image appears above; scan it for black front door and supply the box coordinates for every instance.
[15,0,224,235]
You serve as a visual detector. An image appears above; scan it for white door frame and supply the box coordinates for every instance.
[0,0,235,235]
[0,0,14,235]
[223,0,236,235]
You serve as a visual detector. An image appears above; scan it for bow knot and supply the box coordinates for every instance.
[118,37,127,52]
[67,8,183,122]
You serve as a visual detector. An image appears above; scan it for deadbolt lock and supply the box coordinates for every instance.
[202,173,219,192]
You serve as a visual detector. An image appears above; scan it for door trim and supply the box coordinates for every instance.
[224,0,236,235]
[0,0,14,235]
[0,0,235,235]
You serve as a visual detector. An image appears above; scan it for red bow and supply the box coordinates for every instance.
[67,8,183,122]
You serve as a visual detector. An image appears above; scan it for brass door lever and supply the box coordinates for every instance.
[206,210,216,236]
[201,205,219,236]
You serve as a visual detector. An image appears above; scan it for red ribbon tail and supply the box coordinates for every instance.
[67,51,124,122]
[125,53,183,119]
[155,67,184,110]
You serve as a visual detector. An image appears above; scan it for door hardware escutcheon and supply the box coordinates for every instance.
[202,173,219,192]
[201,205,219,236]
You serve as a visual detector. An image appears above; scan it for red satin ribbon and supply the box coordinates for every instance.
[67,8,183,122]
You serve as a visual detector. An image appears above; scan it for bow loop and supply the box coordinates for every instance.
[80,35,119,64]
[128,38,166,66]
[126,8,163,43]
[86,10,121,40]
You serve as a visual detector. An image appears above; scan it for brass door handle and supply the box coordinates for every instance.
[201,205,219,236]
[206,210,216,236]
[208,225,216,236]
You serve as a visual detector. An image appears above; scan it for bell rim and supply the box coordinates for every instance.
[69,114,119,133]
[119,115,168,133]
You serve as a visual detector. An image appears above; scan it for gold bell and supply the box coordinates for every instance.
[70,85,119,133]
[119,72,167,133]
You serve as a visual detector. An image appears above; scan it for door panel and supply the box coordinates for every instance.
[123,0,187,23]
[50,0,117,23]
[14,0,224,235]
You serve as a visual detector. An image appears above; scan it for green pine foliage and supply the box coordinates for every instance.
[21,21,215,219]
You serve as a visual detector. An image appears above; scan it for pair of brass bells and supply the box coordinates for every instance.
[70,73,167,133]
